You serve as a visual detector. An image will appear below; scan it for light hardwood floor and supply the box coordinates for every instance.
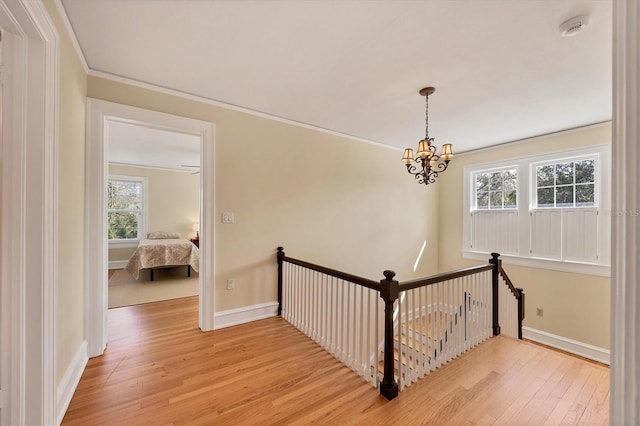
[62,296,609,425]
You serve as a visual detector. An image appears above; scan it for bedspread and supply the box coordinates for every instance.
[125,238,199,279]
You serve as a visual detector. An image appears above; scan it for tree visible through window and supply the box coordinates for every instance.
[535,159,595,208]
[108,178,144,240]
[474,168,517,210]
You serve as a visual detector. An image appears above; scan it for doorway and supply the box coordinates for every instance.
[106,121,201,308]
[85,99,215,358]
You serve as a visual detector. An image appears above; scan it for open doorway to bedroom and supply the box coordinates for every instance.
[106,122,201,309]
[86,99,215,358]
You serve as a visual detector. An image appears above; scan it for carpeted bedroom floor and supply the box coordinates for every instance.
[108,267,199,308]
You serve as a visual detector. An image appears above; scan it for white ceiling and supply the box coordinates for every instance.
[62,0,612,156]
[108,120,200,172]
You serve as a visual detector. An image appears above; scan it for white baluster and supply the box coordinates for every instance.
[486,271,491,340]
[458,277,462,355]
[293,265,298,328]
[374,289,379,388]
[448,279,453,361]
[437,281,441,366]
[305,268,310,335]
[283,263,288,321]
[403,290,409,386]
[320,274,325,346]
[359,286,364,377]
[462,276,467,352]
[447,279,453,362]
[332,276,337,355]
[409,289,415,383]
[430,284,434,368]
[314,271,318,341]
[418,286,424,378]
[346,282,352,367]
[397,293,403,391]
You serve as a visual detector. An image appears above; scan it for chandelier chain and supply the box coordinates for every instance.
[425,92,429,139]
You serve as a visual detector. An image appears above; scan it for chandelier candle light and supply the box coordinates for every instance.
[402,87,454,186]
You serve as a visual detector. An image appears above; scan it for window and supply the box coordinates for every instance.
[535,159,595,208]
[471,167,519,255]
[474,168,517,210]
[108,176,146,242]
[463,145,610,276]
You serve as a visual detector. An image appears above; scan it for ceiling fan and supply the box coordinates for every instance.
[181,164,200,174]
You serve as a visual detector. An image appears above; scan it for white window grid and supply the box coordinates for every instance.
[107,175,146,241]
[472,166,519,211]
[531,154,599,209]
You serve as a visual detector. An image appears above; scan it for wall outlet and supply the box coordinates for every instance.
[222,212,235,224]
[226,279,235,290]
[536,308,544,317]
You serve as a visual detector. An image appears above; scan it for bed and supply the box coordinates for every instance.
[125,235,199,281]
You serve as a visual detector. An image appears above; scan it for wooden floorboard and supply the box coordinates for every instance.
[62,296,609,425]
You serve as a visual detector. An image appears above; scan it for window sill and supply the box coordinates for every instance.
[108,239,139,249]
[463,250,610,277]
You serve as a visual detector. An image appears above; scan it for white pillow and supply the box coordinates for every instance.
[147,231,181,239]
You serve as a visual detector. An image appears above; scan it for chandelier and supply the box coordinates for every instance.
[402,87,454,186]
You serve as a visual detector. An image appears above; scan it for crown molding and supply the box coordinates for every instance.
[53,0,89,73]
[456,121,612,157]
[87,69,401,152]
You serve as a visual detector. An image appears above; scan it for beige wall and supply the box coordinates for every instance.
[108,165,200,261]
[438,124,611,349]
[43,0,88,383]
[88,76,440,311]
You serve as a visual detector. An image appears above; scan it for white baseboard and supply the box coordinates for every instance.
[522,326,610,365]
[57,340,88,425]
[108,260,127,270]
[214,302,279,330]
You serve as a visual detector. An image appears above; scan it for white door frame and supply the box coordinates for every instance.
[85,98,216,357]
[0,0,58,425]
[611,1,639,424]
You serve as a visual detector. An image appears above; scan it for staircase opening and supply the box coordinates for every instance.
[276,248,524,400]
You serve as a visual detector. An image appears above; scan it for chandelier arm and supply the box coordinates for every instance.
[432,160,450,173]
[405,161,431,185]
[406,164,419,175]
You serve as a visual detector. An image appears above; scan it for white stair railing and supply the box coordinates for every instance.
[394,270,493,391]
[280,259,381,388]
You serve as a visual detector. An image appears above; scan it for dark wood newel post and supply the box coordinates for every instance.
[517,287,525,340]
[489,252,501,336]
[277,247,284,316]
[379,270,399,400]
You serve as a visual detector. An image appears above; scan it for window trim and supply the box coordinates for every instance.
[107,174,148,247]
[463,144,610,277]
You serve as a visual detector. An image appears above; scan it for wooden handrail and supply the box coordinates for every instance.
[499,265,525,339]
[279,251,380,291]
[398,264,494,291]
[499,267,520,298]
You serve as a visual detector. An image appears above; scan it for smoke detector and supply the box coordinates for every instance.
[559,15,589,37]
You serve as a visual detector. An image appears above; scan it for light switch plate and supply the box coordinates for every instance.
[222,212,234,224]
